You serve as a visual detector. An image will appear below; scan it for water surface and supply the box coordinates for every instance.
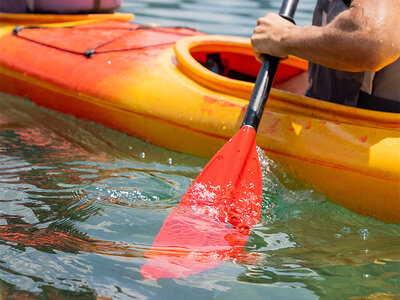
[0,1,399,299]
[120,0,316,36]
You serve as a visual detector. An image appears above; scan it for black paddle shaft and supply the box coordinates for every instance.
[241,0,299,131]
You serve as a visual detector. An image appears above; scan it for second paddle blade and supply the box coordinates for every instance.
[141,126,263,280]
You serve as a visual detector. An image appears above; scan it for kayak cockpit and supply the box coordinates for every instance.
[174,35,309,99]
[193,50,258,83]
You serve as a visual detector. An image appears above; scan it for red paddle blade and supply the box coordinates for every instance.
[141,126,263,280]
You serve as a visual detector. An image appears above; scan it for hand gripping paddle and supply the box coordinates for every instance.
[141,0,299,280]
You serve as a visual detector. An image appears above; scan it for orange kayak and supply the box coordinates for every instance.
[0,18,398,223]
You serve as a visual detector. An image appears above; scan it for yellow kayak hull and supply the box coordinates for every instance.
[0,12,134,26]
[0,19,398,223]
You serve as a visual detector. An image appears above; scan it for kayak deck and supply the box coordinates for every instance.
[0,19,398,223]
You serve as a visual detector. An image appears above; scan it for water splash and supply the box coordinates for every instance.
[141,178,263,280]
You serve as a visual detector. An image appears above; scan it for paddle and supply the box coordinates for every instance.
[141,0,299,280]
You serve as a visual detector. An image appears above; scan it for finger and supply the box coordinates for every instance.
[254,52,263,63]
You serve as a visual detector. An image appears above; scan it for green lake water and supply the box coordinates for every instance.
[0,0,399,299]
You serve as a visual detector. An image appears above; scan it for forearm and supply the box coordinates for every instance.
[283,7,398,72]
[252,0,400,72]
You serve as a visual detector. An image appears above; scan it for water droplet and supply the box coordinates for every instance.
[167,158,173,165]
[335,233,342,238]
[128,146,133,150]
[341,227,351,234]
[108,60,112,64]
[140,152,146,159]
[358,228,370,240]
[363,274,370,279]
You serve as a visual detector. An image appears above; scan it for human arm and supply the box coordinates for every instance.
[251,0,400,72]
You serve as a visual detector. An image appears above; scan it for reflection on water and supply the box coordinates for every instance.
[0,94,205,298]
[0,0,399,298]
[1,93,399,299]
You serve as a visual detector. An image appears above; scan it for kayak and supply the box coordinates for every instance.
[0,12,134,26]
[0,18,398,224]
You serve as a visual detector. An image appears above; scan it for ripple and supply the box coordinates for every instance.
[119,0,315,36]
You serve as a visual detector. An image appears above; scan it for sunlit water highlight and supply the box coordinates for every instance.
[0,0,399,299]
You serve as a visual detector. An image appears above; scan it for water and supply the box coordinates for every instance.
[120,0,316,36]
[0,1,399,299]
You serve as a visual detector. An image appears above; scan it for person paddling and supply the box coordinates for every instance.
[251,0,400,113]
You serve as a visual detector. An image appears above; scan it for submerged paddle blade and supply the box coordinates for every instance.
[141,126,263,280]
